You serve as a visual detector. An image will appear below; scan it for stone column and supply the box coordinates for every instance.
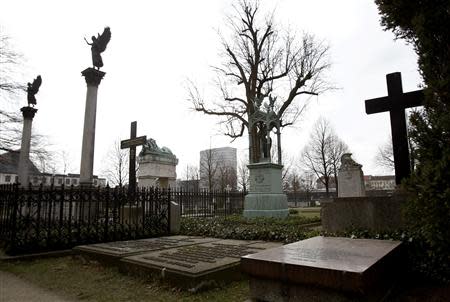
[17,106,38,186]
[79,68,105,186]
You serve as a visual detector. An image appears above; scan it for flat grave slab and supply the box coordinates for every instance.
[241,236,403,301]
[74,236,220,263]
[121,239,282,286]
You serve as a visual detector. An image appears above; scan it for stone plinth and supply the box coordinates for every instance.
[17,106,37,186]
[138,138,178,188]
[244,162,288,218]
[241,236,403,302]
[338,153,366,197]
[321,195,405,233]
[79,68,105,186]
[121,240,282,287]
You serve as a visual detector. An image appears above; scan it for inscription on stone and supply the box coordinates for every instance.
[75,236,219,258]
[289,247,372,263]
[122,240,283,278]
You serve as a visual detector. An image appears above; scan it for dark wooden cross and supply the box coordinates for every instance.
[365,72,424,185]
[120,121,146,193]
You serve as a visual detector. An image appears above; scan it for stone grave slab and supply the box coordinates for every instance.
[241,236,403,302]
[120,239,283,287]
[74,236,219,264]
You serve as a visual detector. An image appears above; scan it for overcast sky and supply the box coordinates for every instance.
[1,0,421,178]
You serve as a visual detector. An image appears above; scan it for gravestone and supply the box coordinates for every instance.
[74,236,218,264]
[337,153,366,198]
[241,236,403,302]
[121,239,282,287]
[138,138,178,188]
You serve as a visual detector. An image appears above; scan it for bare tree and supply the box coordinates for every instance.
[1,34,26,153]
[189,0,331,164]
[301,118,348,196]
[199,148,219,191]
[102,139,128,187]
[237,157,249,192]
[375,137,395,171]
[0,33,51,161]
[375,131,416,173]
[218,165,237,191]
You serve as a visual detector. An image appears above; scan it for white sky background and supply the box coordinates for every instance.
[1,0,421,178]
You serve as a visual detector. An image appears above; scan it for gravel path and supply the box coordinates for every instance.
[0,270,74,302]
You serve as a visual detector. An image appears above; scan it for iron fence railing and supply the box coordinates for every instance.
[173,189,245,218]
[0,184,171,255]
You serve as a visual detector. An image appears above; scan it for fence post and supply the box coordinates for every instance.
[167,188,171,234]
[9,184,19,253]
[104,185,110,242]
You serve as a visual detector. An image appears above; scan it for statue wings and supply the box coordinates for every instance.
[96,27,111,53]
[30,75,42,95]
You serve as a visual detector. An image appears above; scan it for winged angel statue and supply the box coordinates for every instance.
[84,27,111,69]
[27,75,42,106]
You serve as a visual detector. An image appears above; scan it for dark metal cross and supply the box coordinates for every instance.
[365,72,424,185]
[120,121,146,193]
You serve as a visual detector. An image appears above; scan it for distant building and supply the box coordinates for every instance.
[364,175,395,190]
[199,147,237,190]
[0,150,106,187]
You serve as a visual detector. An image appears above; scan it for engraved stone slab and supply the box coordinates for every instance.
[74,236,219,263]
[241,236,403,301]
[121,240,282,285]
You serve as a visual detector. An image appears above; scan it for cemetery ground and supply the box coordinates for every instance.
[0,211,448,301]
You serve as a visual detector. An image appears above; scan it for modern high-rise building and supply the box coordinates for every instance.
[199,147,237,191]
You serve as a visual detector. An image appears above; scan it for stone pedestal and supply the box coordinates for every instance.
[17,106,37,186]
[337,153,366,198]
[243,162,288,218]
[79,68,105,186]
[138,139,178,189]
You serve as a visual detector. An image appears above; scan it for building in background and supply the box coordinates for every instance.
[364,175,395,190]
[0,150,106,187]
[199,147,237,191]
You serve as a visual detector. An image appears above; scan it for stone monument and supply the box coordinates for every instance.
[138,138,178,188]
[244,96,288,218]
[17,75,41,186]
[79,27,111,186]
[337,153,366,198]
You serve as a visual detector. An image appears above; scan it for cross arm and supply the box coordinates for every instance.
[365,89,424,114]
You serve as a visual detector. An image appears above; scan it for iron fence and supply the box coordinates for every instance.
[172,189,245,218]
[0,184,171,255]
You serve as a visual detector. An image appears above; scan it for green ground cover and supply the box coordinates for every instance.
[0,256,249,302]
[180,214,320,243]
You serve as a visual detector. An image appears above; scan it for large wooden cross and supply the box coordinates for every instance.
[365,72,424,185]
[120,121,146,192]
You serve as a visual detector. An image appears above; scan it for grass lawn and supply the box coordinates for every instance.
[0,256,249,302]
[290,207,321,219]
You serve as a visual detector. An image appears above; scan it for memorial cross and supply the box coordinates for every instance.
[120,121,146,192]
[365,72,424,185]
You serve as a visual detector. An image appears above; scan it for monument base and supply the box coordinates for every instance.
[243,193,288,218]
[243,162,288,218]
[321,194,406,233]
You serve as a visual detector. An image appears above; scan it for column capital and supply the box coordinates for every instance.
[20,106,38,119]
[81,67,106,86]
